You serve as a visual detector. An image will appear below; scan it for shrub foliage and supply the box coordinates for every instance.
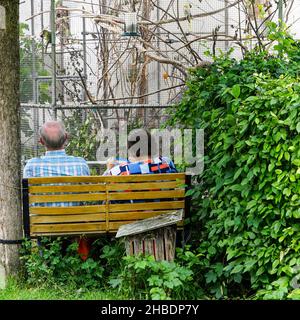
[169,23,300,299]
[20,238,200,299]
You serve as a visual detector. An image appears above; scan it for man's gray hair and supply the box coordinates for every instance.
[39,121,67,149]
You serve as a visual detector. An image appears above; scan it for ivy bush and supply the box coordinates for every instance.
[109,248,202,300]
[169,24,300,299]
[20,238,202,299]
[20,237,125,290]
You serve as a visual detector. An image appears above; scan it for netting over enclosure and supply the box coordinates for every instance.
[19,0,299,164]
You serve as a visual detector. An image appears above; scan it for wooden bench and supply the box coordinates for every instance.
[22,173,191,238]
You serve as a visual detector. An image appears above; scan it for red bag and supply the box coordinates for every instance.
[77,237,90,261]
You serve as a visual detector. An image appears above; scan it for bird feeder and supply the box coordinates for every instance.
[123,12,140,37]
[0,6,6,30]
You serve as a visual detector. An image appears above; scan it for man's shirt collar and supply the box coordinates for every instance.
[44,149,67,157]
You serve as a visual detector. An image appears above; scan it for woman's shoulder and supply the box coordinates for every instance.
[154,156,173,164]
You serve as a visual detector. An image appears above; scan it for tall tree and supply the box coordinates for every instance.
[0,0,22,288]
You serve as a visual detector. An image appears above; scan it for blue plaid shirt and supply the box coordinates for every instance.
[23,149,90,207]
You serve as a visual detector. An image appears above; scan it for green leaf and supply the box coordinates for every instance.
[284,152,290,161]
[293,159,300,166]
[231,84,241,99]
[208,247,217,255]
[205,270,217,284]
[270,111,278,119]
[268,162,275,172]
[227,249,238,261]
[109,278,122,288]
[246,200,257,210]
[256,266,265,276]
[135,261,147,270]
[231,264,243,274]
[233,167,243,180]
[288,289,300,300]
[185,189,194,197]
[244,259,256,272]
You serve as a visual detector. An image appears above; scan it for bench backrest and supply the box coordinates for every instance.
[22,173,190,238]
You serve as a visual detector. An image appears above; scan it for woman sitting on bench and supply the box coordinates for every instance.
[104,129,177,176]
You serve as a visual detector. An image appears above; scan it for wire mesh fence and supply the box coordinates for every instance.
[20,0,298,108]
[19,0,246,107]
[19,1,297,168]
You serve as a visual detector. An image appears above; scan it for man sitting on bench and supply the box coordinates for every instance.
[23,120,90,259]
[23,121,90,181]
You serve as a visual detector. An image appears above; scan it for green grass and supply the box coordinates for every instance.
[0,278,124,300]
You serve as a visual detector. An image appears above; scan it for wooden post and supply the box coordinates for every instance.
[116,210,183,261]
[22,179,30,238]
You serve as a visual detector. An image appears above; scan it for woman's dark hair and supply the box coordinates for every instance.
[128,128,156,158]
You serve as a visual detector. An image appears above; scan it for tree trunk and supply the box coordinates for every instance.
[0,0,22,288]
[138,0,151,105]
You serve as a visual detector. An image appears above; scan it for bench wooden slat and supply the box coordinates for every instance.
[31,231,108,236]
[30,220,184,236]
[103,173,185,182]
[30,211,172,224]
[29,193,106,204]
[30,213,106,224]
[29,200,185,215]
[29,181,184,194]
[107,181,184,191]
[31,222,108,234]
[27,173,185,185]
[108,211,172,221]
[31,221,134,234]
[29,184,107,194]
[108,189,185,201]
[109,200,185,212]
[28,176,107,184]
[30,205,106,215]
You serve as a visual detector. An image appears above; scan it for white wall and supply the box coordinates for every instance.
[289,0,300,38]
[19,0,300,106]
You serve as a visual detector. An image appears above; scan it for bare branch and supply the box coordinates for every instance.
[139,0,242,25]
[95,84,185,103]
[134,43,187,77]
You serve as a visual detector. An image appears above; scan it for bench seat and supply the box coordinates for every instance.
[22,173,190,238]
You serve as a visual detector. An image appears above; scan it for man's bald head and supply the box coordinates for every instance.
[39,121,68,150]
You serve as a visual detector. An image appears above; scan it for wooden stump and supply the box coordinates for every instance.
[123,225,177,261]
[116,210,182,261]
